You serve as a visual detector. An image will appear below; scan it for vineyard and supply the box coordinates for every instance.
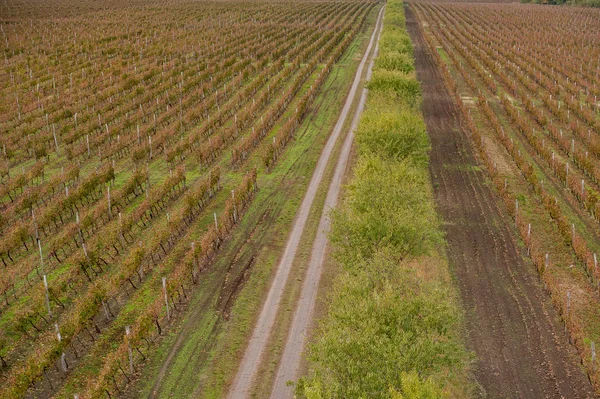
[410,1,600,396]
[0,0,378,397]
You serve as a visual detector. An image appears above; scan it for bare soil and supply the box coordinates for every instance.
[405,4,595,398]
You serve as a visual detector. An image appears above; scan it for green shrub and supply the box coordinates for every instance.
[368,70,420,106]
[330,155,439,266]
[355,105,429,164]
[375,50,414,73]
[297,250,462,399]
[296,0,469,397]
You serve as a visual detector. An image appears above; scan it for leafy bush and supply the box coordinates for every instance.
[355,105,429,164]
[330,155,439,266]
[296,1,470,397]
[297,250,463,399]
[374,50,414,73]
[368,70,420,106]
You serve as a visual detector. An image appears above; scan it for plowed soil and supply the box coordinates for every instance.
[405,5,595,398]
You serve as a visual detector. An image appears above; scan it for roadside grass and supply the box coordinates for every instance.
[247,7,383,397]
[296,1,471,398]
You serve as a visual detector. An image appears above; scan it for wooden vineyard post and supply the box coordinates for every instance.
[118,212,123,245]
[162,277,170,321]
[232,190,237,223]
[86,135,90,158]
[107,186,111,219]
[53,124,59,153]
[125,326,133,374]
[566,291,571,335]
[527,223,531,255]
[191,242,198,283]
[61,352,68,372]
[592,342,596,371]
[102,300,111,320]
[43,275,51,316]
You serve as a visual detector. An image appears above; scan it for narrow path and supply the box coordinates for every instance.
[405,5,594,398]
[269,6,384,398]
[226,6,385,398]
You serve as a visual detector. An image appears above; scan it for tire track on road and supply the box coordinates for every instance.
[226,6,385,398]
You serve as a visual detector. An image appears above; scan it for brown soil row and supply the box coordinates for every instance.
[405,5,594,398]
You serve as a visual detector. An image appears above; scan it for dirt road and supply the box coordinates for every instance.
[405,5,594,398]
[227,6,385,398]
[269,6,384,398]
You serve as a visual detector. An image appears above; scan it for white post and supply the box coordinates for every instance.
[43,275,52,316]
[592,342,596,370]
[581,179,585,197]
[545,253,549,271]
[53,124,59,153]
[214,212,218,230]
[55,323,61,342]
[125,326,133,373]
[38,239,45,275]
[162,277,170,321]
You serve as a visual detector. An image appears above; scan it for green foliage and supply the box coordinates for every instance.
[297,1,469,397]
[390,372,442,399]
[297,251,462,399]
[330,156,439,266]
[379,31,412,56]
[374,50,414,73]
[355,104,429,164]
[368,70,420,106]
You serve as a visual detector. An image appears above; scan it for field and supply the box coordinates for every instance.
[409,1,600,396]
[5,0,600,398]
[0,0,378,397]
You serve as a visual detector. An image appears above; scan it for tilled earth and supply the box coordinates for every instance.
[405,5,595,398]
